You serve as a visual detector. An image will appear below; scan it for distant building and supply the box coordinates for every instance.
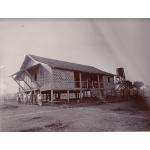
[11,54,115,103]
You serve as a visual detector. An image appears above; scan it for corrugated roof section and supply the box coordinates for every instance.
[29,54,114,75]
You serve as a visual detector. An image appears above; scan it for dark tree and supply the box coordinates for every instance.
[124,80,133,89]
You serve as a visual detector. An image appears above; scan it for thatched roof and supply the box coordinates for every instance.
[29,54,114,75]
[11,54,114,79]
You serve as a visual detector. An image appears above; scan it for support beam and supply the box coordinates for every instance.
[20,74,33,90]
[11,75,25,92]
[25,70,40,89]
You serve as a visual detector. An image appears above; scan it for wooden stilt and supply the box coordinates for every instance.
[79,72,82,103]
[51,90,54,103]
[80,90,82,102]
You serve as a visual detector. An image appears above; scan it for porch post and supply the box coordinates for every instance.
[97,74,102,99]
[79,72,82,89]
[51,90,54,102]
[98,74,100,89]
[86,79,88,89]
[79,72,82,101]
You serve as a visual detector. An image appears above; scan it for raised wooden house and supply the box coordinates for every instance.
[11,54,115,103]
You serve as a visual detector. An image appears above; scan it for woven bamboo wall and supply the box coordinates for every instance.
[53,69,75,90]
[23,66,75,91]
[37,65,53,91]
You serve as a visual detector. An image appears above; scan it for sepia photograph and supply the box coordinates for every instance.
[0,19,150,132]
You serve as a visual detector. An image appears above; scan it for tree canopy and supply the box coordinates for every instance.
[133,81,144,89]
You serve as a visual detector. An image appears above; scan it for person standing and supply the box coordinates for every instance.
[28,92,32,104]
[37,92,42,106]
[16,93,21,104]
[32,92,36,104]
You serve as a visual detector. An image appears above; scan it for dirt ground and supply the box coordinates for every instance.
[0,98,150,132]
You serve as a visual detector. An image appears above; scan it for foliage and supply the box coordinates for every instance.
[124,80,133,89]
[133,81,144,89]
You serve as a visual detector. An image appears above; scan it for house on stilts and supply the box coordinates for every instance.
[11,54,115,104]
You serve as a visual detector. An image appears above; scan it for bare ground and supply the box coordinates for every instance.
[0,98,150,132]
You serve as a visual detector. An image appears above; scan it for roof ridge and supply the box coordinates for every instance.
[29,54,98,69]
[28,54,114,75]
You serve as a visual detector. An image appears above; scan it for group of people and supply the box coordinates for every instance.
[16,91,43,106]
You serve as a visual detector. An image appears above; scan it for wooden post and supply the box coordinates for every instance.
[79,72,82,89]
[97,74,103,99]
[98,74,100,89]
[67,90,70,103]
[79,72,82,102]
[92,79,94,88]
[87,79,88,89]
[51,90,54,102]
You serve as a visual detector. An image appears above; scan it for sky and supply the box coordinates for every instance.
[0,19,150,94]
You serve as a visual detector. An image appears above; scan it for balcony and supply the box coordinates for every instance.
[53,80,104,90]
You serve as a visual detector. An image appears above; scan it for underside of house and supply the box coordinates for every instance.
[11,54,115,103]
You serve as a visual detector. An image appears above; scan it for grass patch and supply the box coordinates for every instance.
[44,120,69,131]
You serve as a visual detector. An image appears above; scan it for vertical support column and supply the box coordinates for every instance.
[86,79,88,89]
[79,72,82,101]
[97,74,102,99]
[92,81,94,88]
[67,90,70,103]
[79,72,82,89]
[51,90,54,103]
[98,74,100,89]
